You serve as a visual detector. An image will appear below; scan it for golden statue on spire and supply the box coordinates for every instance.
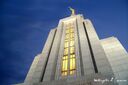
[69,7,75,16]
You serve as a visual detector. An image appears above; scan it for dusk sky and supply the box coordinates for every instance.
[0,0,128,85]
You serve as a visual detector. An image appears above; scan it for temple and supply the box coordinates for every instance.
[16,9,128,85]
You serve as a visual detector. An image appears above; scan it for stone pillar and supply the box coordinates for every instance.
[43,22,63,81]
[24,55,40,85]
[84,19,114,79]
[30,29,56,83]
[76,15,95,78]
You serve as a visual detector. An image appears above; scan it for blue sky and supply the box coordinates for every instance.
[0,0,128,85]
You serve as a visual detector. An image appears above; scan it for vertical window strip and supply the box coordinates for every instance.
[61,23,76,76]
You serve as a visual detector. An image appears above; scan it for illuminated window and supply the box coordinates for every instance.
[70,28,74,33]
[62,59,68,71]
[65,34,69,39]
[70,40,74,46]
[70,38,74,41]
[70,33,74,38]
[62,55,68,60]
[64,42,69,48]
[66,29,70,34]
[70,47,75,54]
[61,22,76,76]
[62,55,68,76]
[62,71,67,76]
[64,48,68,55]
[69,54,76,75]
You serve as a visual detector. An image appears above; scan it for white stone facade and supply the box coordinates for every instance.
[16,14,128,85]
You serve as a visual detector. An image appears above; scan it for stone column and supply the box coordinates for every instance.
[30,29,56,83]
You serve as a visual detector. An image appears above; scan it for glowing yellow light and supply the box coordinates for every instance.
[70,70,75,75]
[64,48,68,55]
[70,40,74,46]
[64,42,68,48]
[72,58,75,69]
[66,29,70,34]
[70,47,75,54]
[70,58,73,69]
[61,22,76,76]
[62,55,68,76]
[62,71,68,76]
[66,33,70,39]
[69,54,76,75]
[70,28,74,33]
[70,33,74,38]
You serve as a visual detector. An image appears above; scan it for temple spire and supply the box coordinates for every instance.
[69,7,75,16]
